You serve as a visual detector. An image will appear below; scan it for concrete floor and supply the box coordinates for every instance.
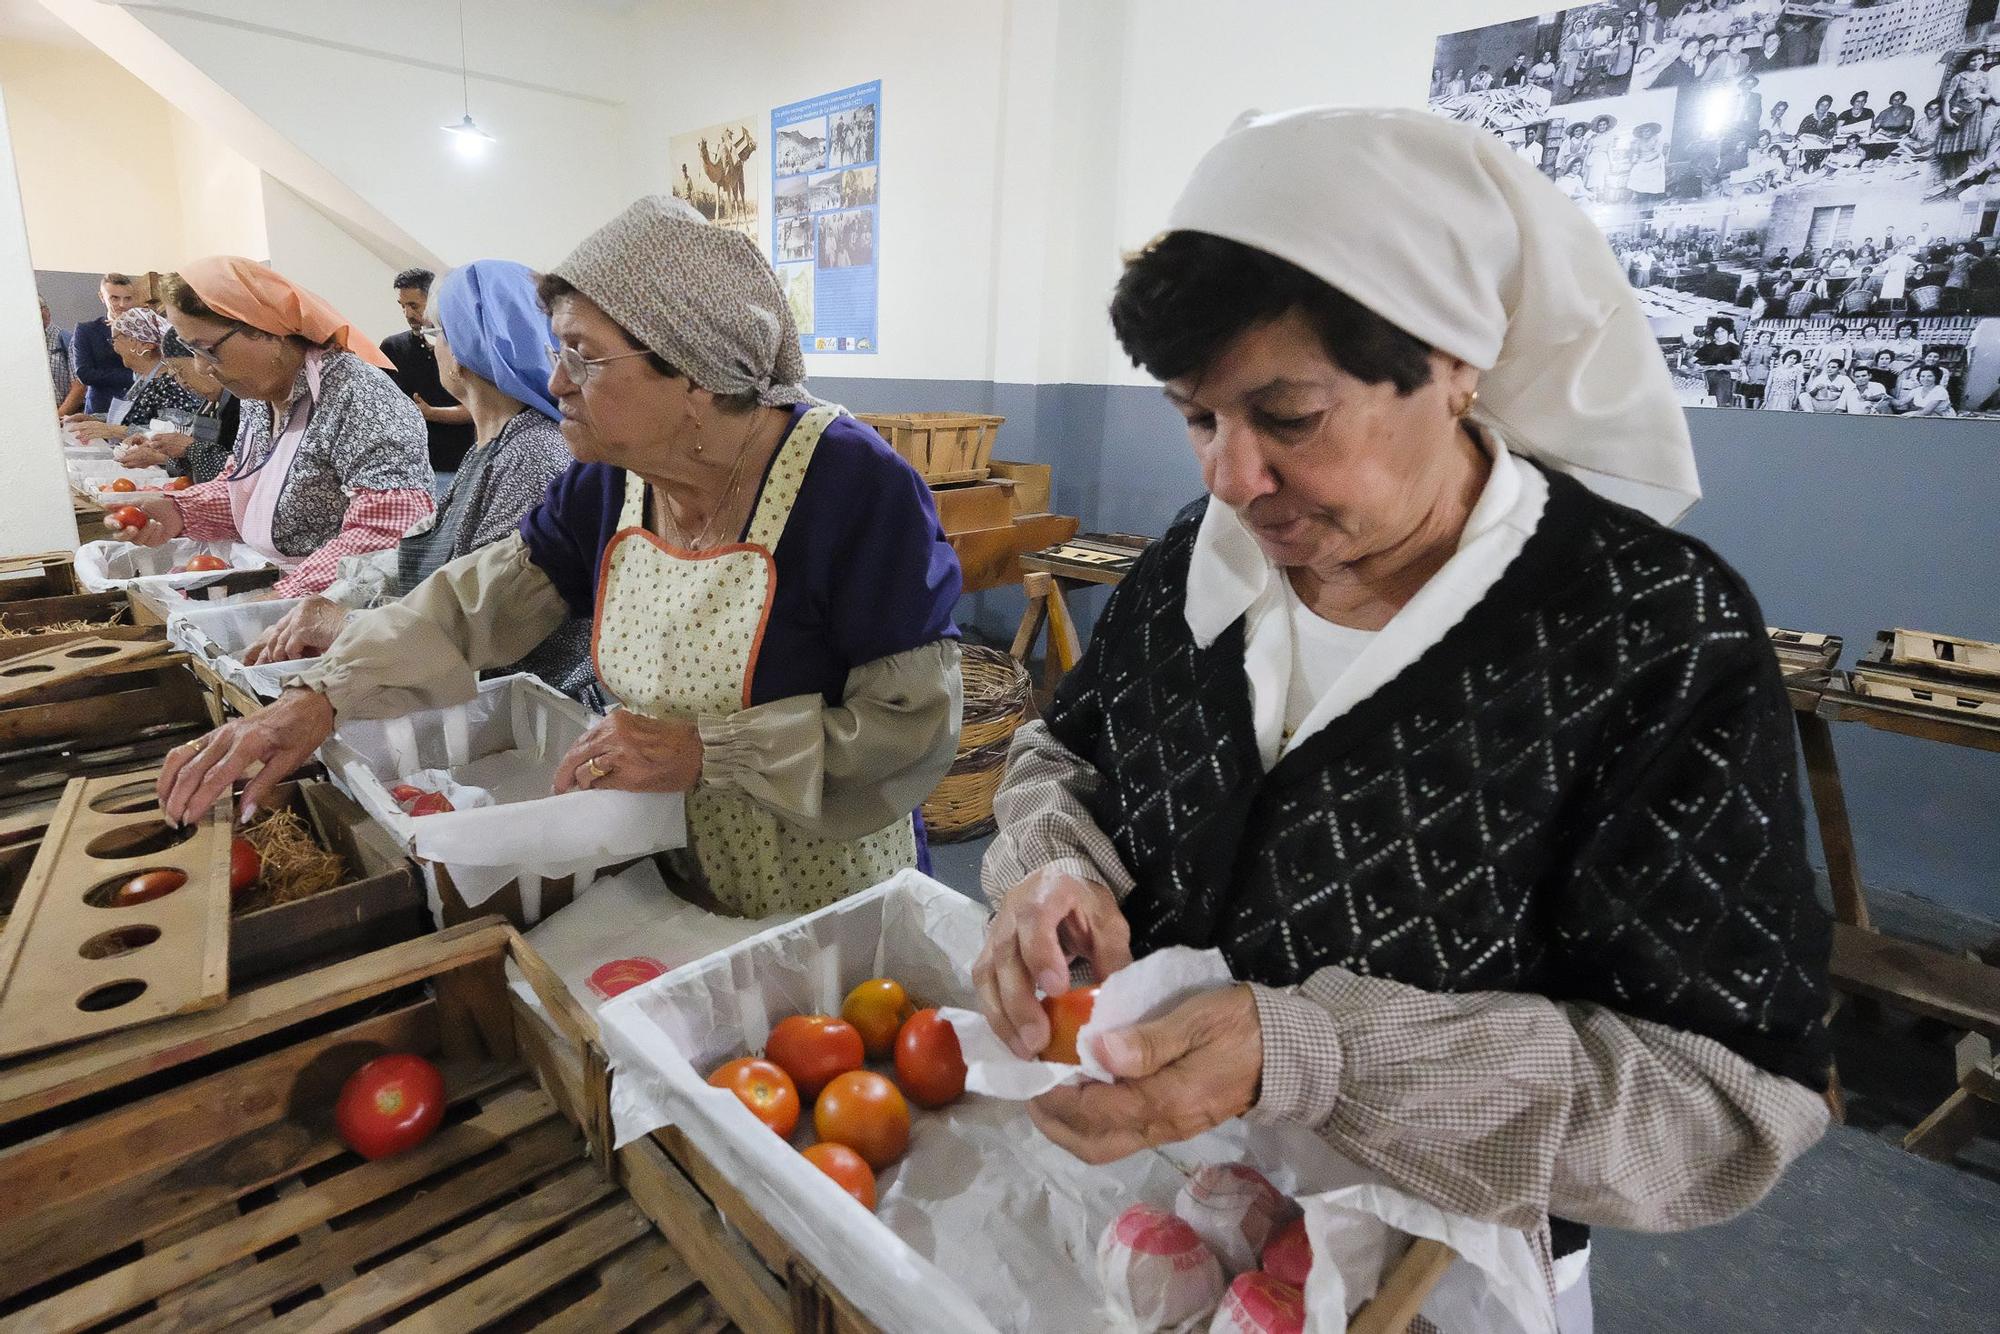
[925,833,2000,1334]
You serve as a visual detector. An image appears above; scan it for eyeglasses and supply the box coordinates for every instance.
[187,327,245,365]
[546,344,650,385]
[418,325,444,347]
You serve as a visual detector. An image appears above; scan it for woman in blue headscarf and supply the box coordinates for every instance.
[244,259,593,696]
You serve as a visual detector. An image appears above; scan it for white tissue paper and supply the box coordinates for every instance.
[67,458,168,492]
[74,538,271,594]
[166,597,314,699]
[319,674,685,918]
[939,945,1238,1098]
[595,872,1556,1334]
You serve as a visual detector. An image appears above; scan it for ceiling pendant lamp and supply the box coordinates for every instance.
[442,1,494,156]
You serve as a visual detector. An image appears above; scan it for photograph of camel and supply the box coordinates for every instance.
[669,117,761,243]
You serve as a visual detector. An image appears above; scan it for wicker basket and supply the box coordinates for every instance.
[923,644,1031,843]
[857,412,1005,484]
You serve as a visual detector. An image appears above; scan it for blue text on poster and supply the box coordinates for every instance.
[772,80,880,355]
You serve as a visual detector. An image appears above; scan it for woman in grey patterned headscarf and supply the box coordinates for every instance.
[160,196,967,929]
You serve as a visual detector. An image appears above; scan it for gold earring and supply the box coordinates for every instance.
[1451,389,1480,419]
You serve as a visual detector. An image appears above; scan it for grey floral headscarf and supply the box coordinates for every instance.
[551,195,815,408]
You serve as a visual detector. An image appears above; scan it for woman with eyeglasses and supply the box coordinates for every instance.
[67,308,207,443]
[157,197,963,923]
[102,257,435,600]
[240,260,591,699]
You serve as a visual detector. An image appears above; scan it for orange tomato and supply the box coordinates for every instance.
[229,837,260,897]
[814,1070,909,1169]
[183,554,229,572]
[113,869,187,905]
[801,1141,876,1209]
[893,1008,966,1108]
[163,476,191,491]
[766,1014,864,1101]
[841,977,913,1060]
[707,1057,800,1137]
[1040,985,1100,1064]
[107,477,137,493]
[108,505,149,532]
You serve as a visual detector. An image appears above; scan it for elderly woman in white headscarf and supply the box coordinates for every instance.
[974,109,1830,1329]
[157,197,963,923]
[69,307,207,444]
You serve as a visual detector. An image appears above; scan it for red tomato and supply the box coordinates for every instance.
[893,1008,966,1108]
[164,477,191,491]
[813,1070,910,1170]
[765,1014,864,1101]
[802,1141,876,1210]
[107,477,137,493]
[388,783,426,806]
[707,1057,800,1137]
[1261,1216,1312,1288]
[183,554,229,573]
[1217,1271,1305,1334]
[841,977,913,1060]
[1040,985,1100,1064]
[229,837,260,897]
[407,793,455,816]
[112,868,186,905]
[587,956,665,999]
[108,505,149,532]
[335,1053,446,1159]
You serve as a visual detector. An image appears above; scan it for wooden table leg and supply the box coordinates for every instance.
[1041,577,1083,701]
[1795,711,1872,931]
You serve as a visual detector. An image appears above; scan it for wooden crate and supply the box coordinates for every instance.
[0,657,219,814]
[985,459,1052,517]
[0,922,732,1334]
[1889,627,2000,682]
[928,480,1014,536]
[855,412,1003,484]
[0,589,138,638]
[0,553,80,604]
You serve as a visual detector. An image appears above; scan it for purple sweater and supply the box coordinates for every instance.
[520,407,961,707]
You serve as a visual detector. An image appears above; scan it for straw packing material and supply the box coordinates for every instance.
[235,806,347,911]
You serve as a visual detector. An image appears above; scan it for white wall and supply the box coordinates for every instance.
[120,0,641,271]
[259,175,402,342]
[619,0,1009,383]
[168,105,267,262]
[0,84,84,556]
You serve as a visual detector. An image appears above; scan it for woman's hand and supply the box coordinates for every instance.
[553,709,703,795]
[136,430,193,460]
[1027,985,1263,1165]
[973,866,1134,1059]
[113,438,171,469]
[101,493,183,546]
[243,596,346,665]
[157,687,337,825]
[72,420,131,442]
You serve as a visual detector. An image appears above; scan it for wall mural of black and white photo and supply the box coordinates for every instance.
[1432,0,2000,417]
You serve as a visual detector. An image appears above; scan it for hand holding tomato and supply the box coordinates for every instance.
[1039,986,1100,1065]
[708,1057,800,1137]
[101,492,181,546]
[1028,985,1264,1166]
[973,865,1133,1060]
[335,1053,446,1159]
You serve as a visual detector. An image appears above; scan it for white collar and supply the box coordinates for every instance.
[1185,428,1525,648]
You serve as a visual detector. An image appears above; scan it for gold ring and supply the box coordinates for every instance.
[585,756,607,780]
[182,737,206,755]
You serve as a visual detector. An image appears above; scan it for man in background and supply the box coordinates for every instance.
[59,272,137,416]
[380,267,473,476]
[40,298,72,404]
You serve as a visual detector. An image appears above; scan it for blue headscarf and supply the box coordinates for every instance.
[434,259,560,422]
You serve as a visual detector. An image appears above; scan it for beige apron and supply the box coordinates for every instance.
[592,406,916,918]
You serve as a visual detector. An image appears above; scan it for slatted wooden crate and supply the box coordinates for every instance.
[0,921,734,1334]
[0,553,81,604]
[0,589,142,640]
[0,656,219,816]
[853,413,1004,484]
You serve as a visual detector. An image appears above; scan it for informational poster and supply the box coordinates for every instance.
[1431,2,2000,417]
[669,117,762,244]
[772,79,880,354]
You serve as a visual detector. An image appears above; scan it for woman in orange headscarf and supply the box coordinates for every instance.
[104,257,436,598]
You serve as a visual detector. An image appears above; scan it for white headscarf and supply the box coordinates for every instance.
[1166,106,1699,524]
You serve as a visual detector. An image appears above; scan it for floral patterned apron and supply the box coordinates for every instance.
[591,406,916,918]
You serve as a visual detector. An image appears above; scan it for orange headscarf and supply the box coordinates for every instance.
[177,256,394,370]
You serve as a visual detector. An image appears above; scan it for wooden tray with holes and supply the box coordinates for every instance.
[0,769,233,1058]
[0,635,173,704]
[1888,628,2000,682]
